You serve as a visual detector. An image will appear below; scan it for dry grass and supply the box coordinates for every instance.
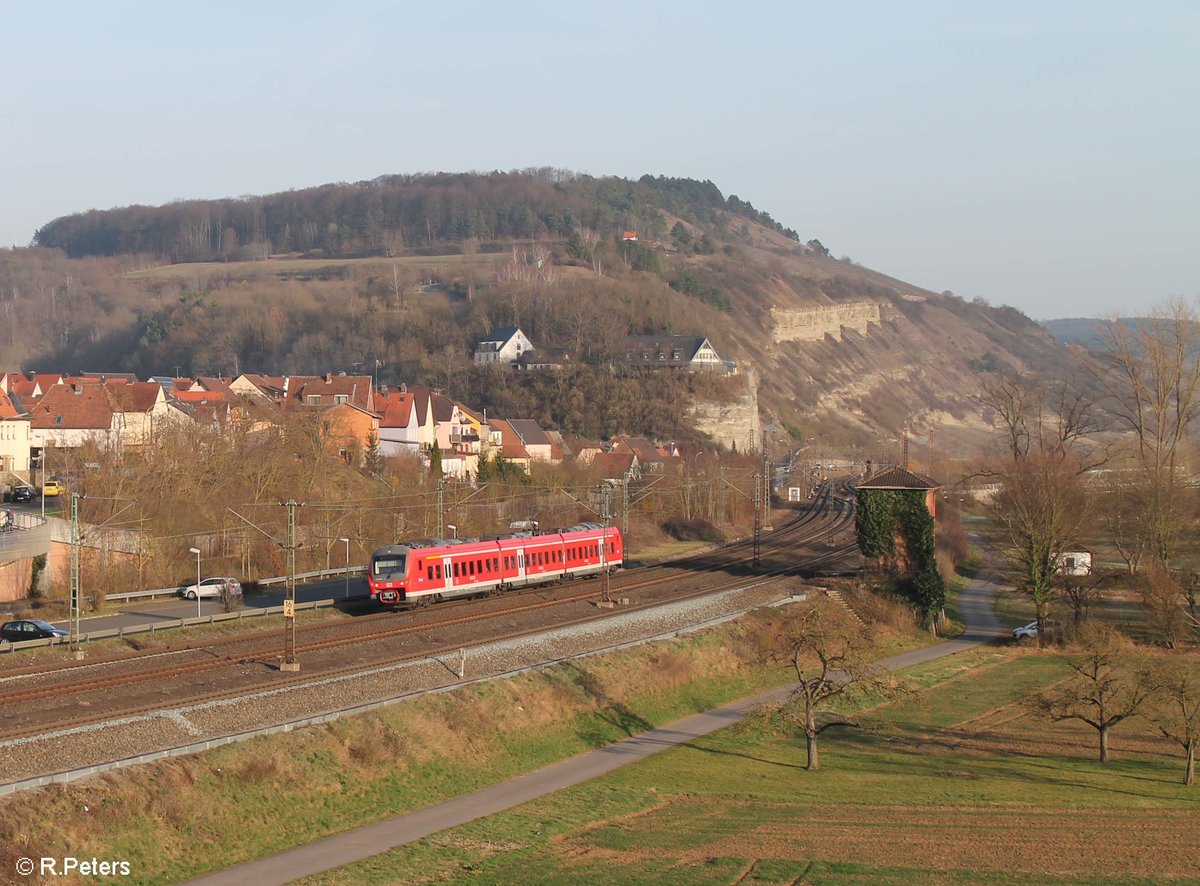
[0,618,815,882]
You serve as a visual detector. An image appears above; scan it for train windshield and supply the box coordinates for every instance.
[372,556,406,578]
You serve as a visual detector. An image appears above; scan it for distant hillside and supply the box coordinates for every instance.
[32,170,801,263]
[1042,317,1107,348]
[6,171,1081,451]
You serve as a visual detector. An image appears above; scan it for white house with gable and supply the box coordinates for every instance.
[474,327,534,366]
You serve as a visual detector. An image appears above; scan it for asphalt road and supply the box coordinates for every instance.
[184,570,1011,886]
[47,577,372,635]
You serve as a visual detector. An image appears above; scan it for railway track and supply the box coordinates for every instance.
[0,481,841,684]
[0,482,858,740]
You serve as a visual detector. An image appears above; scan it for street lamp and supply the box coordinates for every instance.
[446,523,457,539]
[338,537,350,598]
[188,547,201,618]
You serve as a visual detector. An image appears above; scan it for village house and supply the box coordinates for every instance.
[473,326,534,366]
[27,383,124,452]
[504,419,555,462]
[287,373,375,412]
[0,389,31,476]
[229,373,287,405]
[611,435,676,473]
[620,335,734,374]
[105,380,182,448]
[591,451,640,483]
[376,390,420,457]
[325,402,381,462]
[513,347,571,371]
[486,419,533,474]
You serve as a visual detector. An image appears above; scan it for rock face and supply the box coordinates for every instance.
[771,301,882,342]
[689,370,762,452]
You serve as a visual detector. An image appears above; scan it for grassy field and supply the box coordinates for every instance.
[298,647,1200,885]
[7,609,929,884]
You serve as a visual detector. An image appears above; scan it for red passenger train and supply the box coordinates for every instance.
[367,523,624,606]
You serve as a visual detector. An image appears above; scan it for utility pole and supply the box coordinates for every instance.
[621,475,630,539]
[752,471,762,570]
[436,478,445,538]
[718,465,726,525]
[69,492,83,659]
[600,485,612,603]
[761,445,772,531]
[281,499,300,672]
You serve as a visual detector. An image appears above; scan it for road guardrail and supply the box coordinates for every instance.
[0,595,364,653]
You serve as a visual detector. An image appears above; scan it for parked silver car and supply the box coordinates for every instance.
[179,577,243,600]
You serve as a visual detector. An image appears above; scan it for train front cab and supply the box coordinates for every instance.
[370,546,409,605]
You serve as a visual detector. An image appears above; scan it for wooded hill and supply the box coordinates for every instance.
[5,170,1077,450]
[32,171,799,263]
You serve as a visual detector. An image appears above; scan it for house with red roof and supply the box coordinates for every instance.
[287,373,375,412]
[377,391,420,457]
[28,383,122,450]
[105,381,183,446]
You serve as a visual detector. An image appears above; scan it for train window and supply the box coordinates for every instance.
[492,557,498,571]
[452,562,459,577]
[469,561,475,576]
[427,566,433,580]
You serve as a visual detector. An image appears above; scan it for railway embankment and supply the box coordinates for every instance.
[0,581,929,884]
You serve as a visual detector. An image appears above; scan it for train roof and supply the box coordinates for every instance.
[371,523,617,556]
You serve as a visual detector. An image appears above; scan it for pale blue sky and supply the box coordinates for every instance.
[2,1,1195,318]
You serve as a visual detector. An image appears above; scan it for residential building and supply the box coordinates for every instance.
[504,419,554,462]
[514,347,571,371]
[377,391,420,457]
[474,326,534,365]
[230,374,287,405]
[325,402,381,461]
[106,381,181,447]
[620,335,732,374]
[27,383,122,451]
[486,419,533,474]
[0,388,31,474]
[287,373,375,412]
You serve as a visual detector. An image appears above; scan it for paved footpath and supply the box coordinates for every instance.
[185,574,1009,886]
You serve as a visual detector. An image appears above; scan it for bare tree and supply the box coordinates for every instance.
[1097,472,1148,574]
[987,452,1091,646]
[1140,565,1189,649]
[1056,572,1112,632]
[1096,299,1200,478]
[976,372,1106,469]
[1036,626,1152,762]
[1146,656,1200,786]
[746,602,902,770]
[1094,300,1200,569]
